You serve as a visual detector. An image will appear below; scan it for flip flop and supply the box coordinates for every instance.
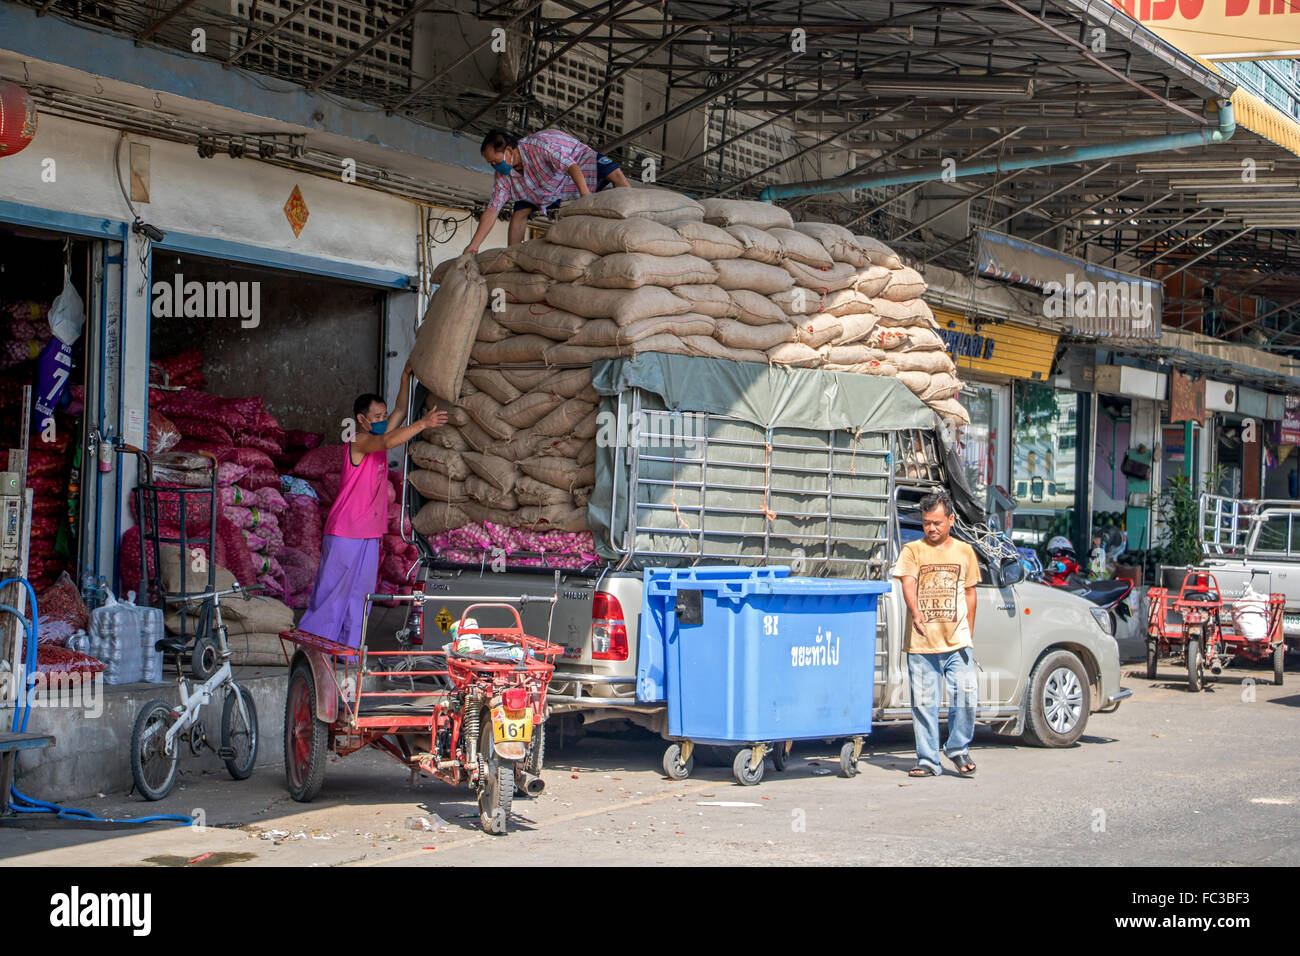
[948,753,976,776]
[907,765,936,777]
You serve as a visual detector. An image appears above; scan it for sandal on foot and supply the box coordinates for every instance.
[908,765,936,777]
[948,754,976,776]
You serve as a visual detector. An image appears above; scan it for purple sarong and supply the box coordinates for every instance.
[298,535,380,650]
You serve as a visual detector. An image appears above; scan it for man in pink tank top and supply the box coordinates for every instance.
[299,359,448,649]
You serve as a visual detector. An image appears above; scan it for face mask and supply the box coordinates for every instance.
[492,159,513,176]
[368,420,388,435]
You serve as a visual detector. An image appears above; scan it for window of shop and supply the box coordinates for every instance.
[955,381,1006,515]
[1010,381,1087,554]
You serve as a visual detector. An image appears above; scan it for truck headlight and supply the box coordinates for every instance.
[1090,607,1115,636]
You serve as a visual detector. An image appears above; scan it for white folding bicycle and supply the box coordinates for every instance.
[130,583,262,801]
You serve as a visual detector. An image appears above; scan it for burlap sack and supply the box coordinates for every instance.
[792,222,870,267]
[540,367,596,398]
[457,419,496,453]
[855,235,903,270]
[767,342,823,367]
[477,247,518,275]
[894,326,947,351]
[868,327,909,351]
[671,284,736,318]
[424,423,470,450]
[464,368,522,405]
[547,216,692,257]
[516,504,588,533]
[823,288,876,317]
[437,403,469,427]
[769,228,835,268]
[679,335,767,365]
[853,265,893,298]
[470,335,553,365]
[515,475,572,505]
[582,253,717,289]
[483,271,552,305]
[555,187,705,223]
[825,359,898,377]
[545,283,691,324]
[573,486,593,508]
[672,220,744,259]
[408,442,470,480]
[713,319,795,350]
[893,349,958,376]
[729,289,792,326]
[823,344,890,365]
[543,342,632,365]
[871,298,938,328]
[476,312,513,343]
[464,475,519,510]
[881,266,927,302]
[461,501,511,527]
[713,259,795,294]
[459,391,515,440]
[702,198,794,230]
[408,468,468,502]
[792,314,845,349]
[834,312,878,345]
[537,436,592,461]
[494,303,586,340]
[770,287,823,315]
[533,398,596,437]
[409,255,486,403]
[511,239,599,282]
[567,314,715,347]
[784,259,858,293]
[574,409,599,440]
[519,457,596,490]
[413,501,469,535]
[500,369,555,391]
[500,391,564,429]
[930,398,971,427]
[485,431,542,463]
[724,225,783,264]
[897,370,961,402]
[462,451,520,493]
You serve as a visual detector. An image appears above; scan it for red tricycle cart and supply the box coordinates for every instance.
[1145,569,1285,691]
[278,584,561,835]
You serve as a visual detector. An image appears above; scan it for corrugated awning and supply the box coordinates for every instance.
[1197,58,1300,160]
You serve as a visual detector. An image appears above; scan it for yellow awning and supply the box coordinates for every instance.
[1197,58,1300,160]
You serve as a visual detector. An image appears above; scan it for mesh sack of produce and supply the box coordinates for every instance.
[284,429,324,451]
[33,571,89,644]
[409,254,487,403]
[282,494,324,559]
[292,444,344,479]
[228,446,275,471]
[237,467,282,492]
[147,411,182,455]
[252,486,288,513]
[554,187,705,223]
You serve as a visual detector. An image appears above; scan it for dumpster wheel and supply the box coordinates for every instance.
[733,746,765,786]
[839,737,864,778]
[663,742,694,781]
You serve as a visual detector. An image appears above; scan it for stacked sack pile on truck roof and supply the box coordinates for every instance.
[409,188,969,561]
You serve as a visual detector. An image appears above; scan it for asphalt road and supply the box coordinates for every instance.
[2,659,1297,867]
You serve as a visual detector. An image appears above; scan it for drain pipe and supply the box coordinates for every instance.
[757,100,1235,203]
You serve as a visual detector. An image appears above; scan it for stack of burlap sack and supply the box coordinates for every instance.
[410,188,968,538]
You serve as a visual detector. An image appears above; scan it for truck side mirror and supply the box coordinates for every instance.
[998,557,1024,587]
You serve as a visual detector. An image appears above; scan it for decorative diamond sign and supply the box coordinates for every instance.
[283,184,309,238]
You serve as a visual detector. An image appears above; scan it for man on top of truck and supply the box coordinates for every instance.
[892,489,981,777]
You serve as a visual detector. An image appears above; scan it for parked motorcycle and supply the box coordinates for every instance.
[1041,535,1134,621]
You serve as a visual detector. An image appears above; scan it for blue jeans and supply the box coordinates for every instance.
[907,648,978,774]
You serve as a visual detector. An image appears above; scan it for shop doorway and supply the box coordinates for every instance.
[1010,381,1089,558]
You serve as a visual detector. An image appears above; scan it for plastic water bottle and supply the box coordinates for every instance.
[90,590,143,685]
[137,597,164,683]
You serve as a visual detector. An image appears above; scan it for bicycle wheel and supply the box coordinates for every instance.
[131,700,180,801]
[221,682,259,780]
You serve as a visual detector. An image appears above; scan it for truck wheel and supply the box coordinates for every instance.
[1021,650,1090,748]
[1145,642,1158,680]
[1274,643,1286,687]
[662,743,693,780]
[1186,639,1202,692]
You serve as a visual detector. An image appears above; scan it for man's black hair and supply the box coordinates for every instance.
[353,393,385,419]
[481,129,518,155]
[918,489,954,518]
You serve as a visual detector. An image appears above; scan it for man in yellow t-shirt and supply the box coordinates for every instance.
[891,489,981,777]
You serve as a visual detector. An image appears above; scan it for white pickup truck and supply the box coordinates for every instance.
[1199,494,1300,653]
[402,356,1130,771]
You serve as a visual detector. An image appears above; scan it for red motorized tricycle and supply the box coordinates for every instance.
[279,581,561,835]
[1145,569,1285,691]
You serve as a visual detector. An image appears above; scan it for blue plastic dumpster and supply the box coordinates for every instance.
[640,566,890,785]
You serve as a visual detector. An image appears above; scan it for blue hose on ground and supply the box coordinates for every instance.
[2,580,191,826]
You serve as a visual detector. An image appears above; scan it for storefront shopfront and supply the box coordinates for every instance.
[931,308,1060,536]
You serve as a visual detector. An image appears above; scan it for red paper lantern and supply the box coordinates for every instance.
[0,83,38,158]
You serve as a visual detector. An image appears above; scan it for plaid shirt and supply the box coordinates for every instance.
[487,129,599,213]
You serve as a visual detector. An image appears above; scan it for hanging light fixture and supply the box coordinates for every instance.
[0,82,39,157]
